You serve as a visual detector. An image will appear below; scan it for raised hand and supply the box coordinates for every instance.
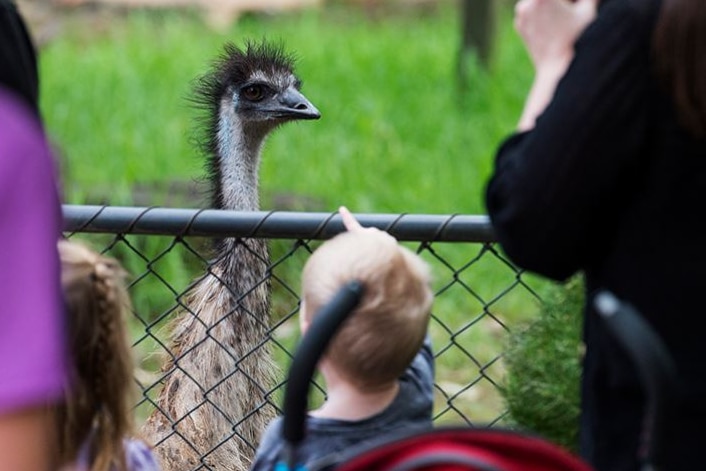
[338,206,399,242]
[515,0,599,71]
[339,206,364,232]
[514,0,599,131]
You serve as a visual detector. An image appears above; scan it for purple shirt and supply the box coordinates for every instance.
[0,87,66,413]
[77,438,161,471]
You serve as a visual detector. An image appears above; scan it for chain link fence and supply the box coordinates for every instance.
[63,204,543,468]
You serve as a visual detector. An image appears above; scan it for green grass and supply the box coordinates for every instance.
[42,1,558,427]
[40,1,532,214]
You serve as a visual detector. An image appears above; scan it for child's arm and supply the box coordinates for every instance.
[250,417,285,471]
[403,334,434,399]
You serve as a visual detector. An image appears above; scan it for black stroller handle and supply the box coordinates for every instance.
[279,280,365,470]
[593,291,678,471]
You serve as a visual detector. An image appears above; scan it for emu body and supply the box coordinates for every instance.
[141,41,319,471]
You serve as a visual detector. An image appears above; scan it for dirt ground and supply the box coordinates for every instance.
[17,0,325,43]
[16,0,441,45]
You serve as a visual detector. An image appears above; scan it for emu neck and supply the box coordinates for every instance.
[213,100,270,287]
[216,101,268,211]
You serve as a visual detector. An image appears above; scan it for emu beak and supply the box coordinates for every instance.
[275,87,321,120]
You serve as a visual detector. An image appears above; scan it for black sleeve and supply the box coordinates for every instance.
[485,0,656,281]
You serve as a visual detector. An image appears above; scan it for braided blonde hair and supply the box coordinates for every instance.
[57,239,136,471]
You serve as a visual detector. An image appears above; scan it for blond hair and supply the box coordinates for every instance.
[56,239,136,471]
[301,230,433,391]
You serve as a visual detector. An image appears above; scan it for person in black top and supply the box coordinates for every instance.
[485,0,706,470]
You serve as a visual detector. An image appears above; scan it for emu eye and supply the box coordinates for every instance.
[242,84,266,102]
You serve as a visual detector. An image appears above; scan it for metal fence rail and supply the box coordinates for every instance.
[63,205,496,241]
[63,205,540,469]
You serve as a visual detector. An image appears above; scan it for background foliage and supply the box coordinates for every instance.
[502,276,584,451]
[38,0,583,446]
[39,1,531,214]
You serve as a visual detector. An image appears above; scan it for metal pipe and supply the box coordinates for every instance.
[62,205,496,243]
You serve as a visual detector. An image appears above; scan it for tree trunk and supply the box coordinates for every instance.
[458,0,496,88]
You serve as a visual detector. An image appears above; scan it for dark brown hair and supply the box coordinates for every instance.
[0,0,39,114]
[57,240,136,471]
[653,0,706,137]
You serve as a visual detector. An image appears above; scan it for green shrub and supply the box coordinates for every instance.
[501,276,584,452]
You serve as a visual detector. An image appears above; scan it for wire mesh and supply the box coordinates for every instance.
[63,205,543,469]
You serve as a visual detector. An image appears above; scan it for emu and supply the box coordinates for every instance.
[141,41,320,471]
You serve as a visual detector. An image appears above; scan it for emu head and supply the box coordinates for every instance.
[194,40,320,210]
[196,40,320,145]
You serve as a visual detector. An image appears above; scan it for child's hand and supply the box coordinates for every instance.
[339,206,398,244]
[339,206,365,232]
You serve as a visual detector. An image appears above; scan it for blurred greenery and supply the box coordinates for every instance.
[41,1,575,428]
[501,276,584,452]
[39,0,532,213]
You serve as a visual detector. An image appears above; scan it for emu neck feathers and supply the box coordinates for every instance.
[216,100,263,211]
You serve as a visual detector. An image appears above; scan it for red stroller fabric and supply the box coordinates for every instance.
[334,427,593,471]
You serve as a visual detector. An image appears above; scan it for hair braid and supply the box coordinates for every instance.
[92,263,112,405]
[57,240,134,471]
[92,258,132,471]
